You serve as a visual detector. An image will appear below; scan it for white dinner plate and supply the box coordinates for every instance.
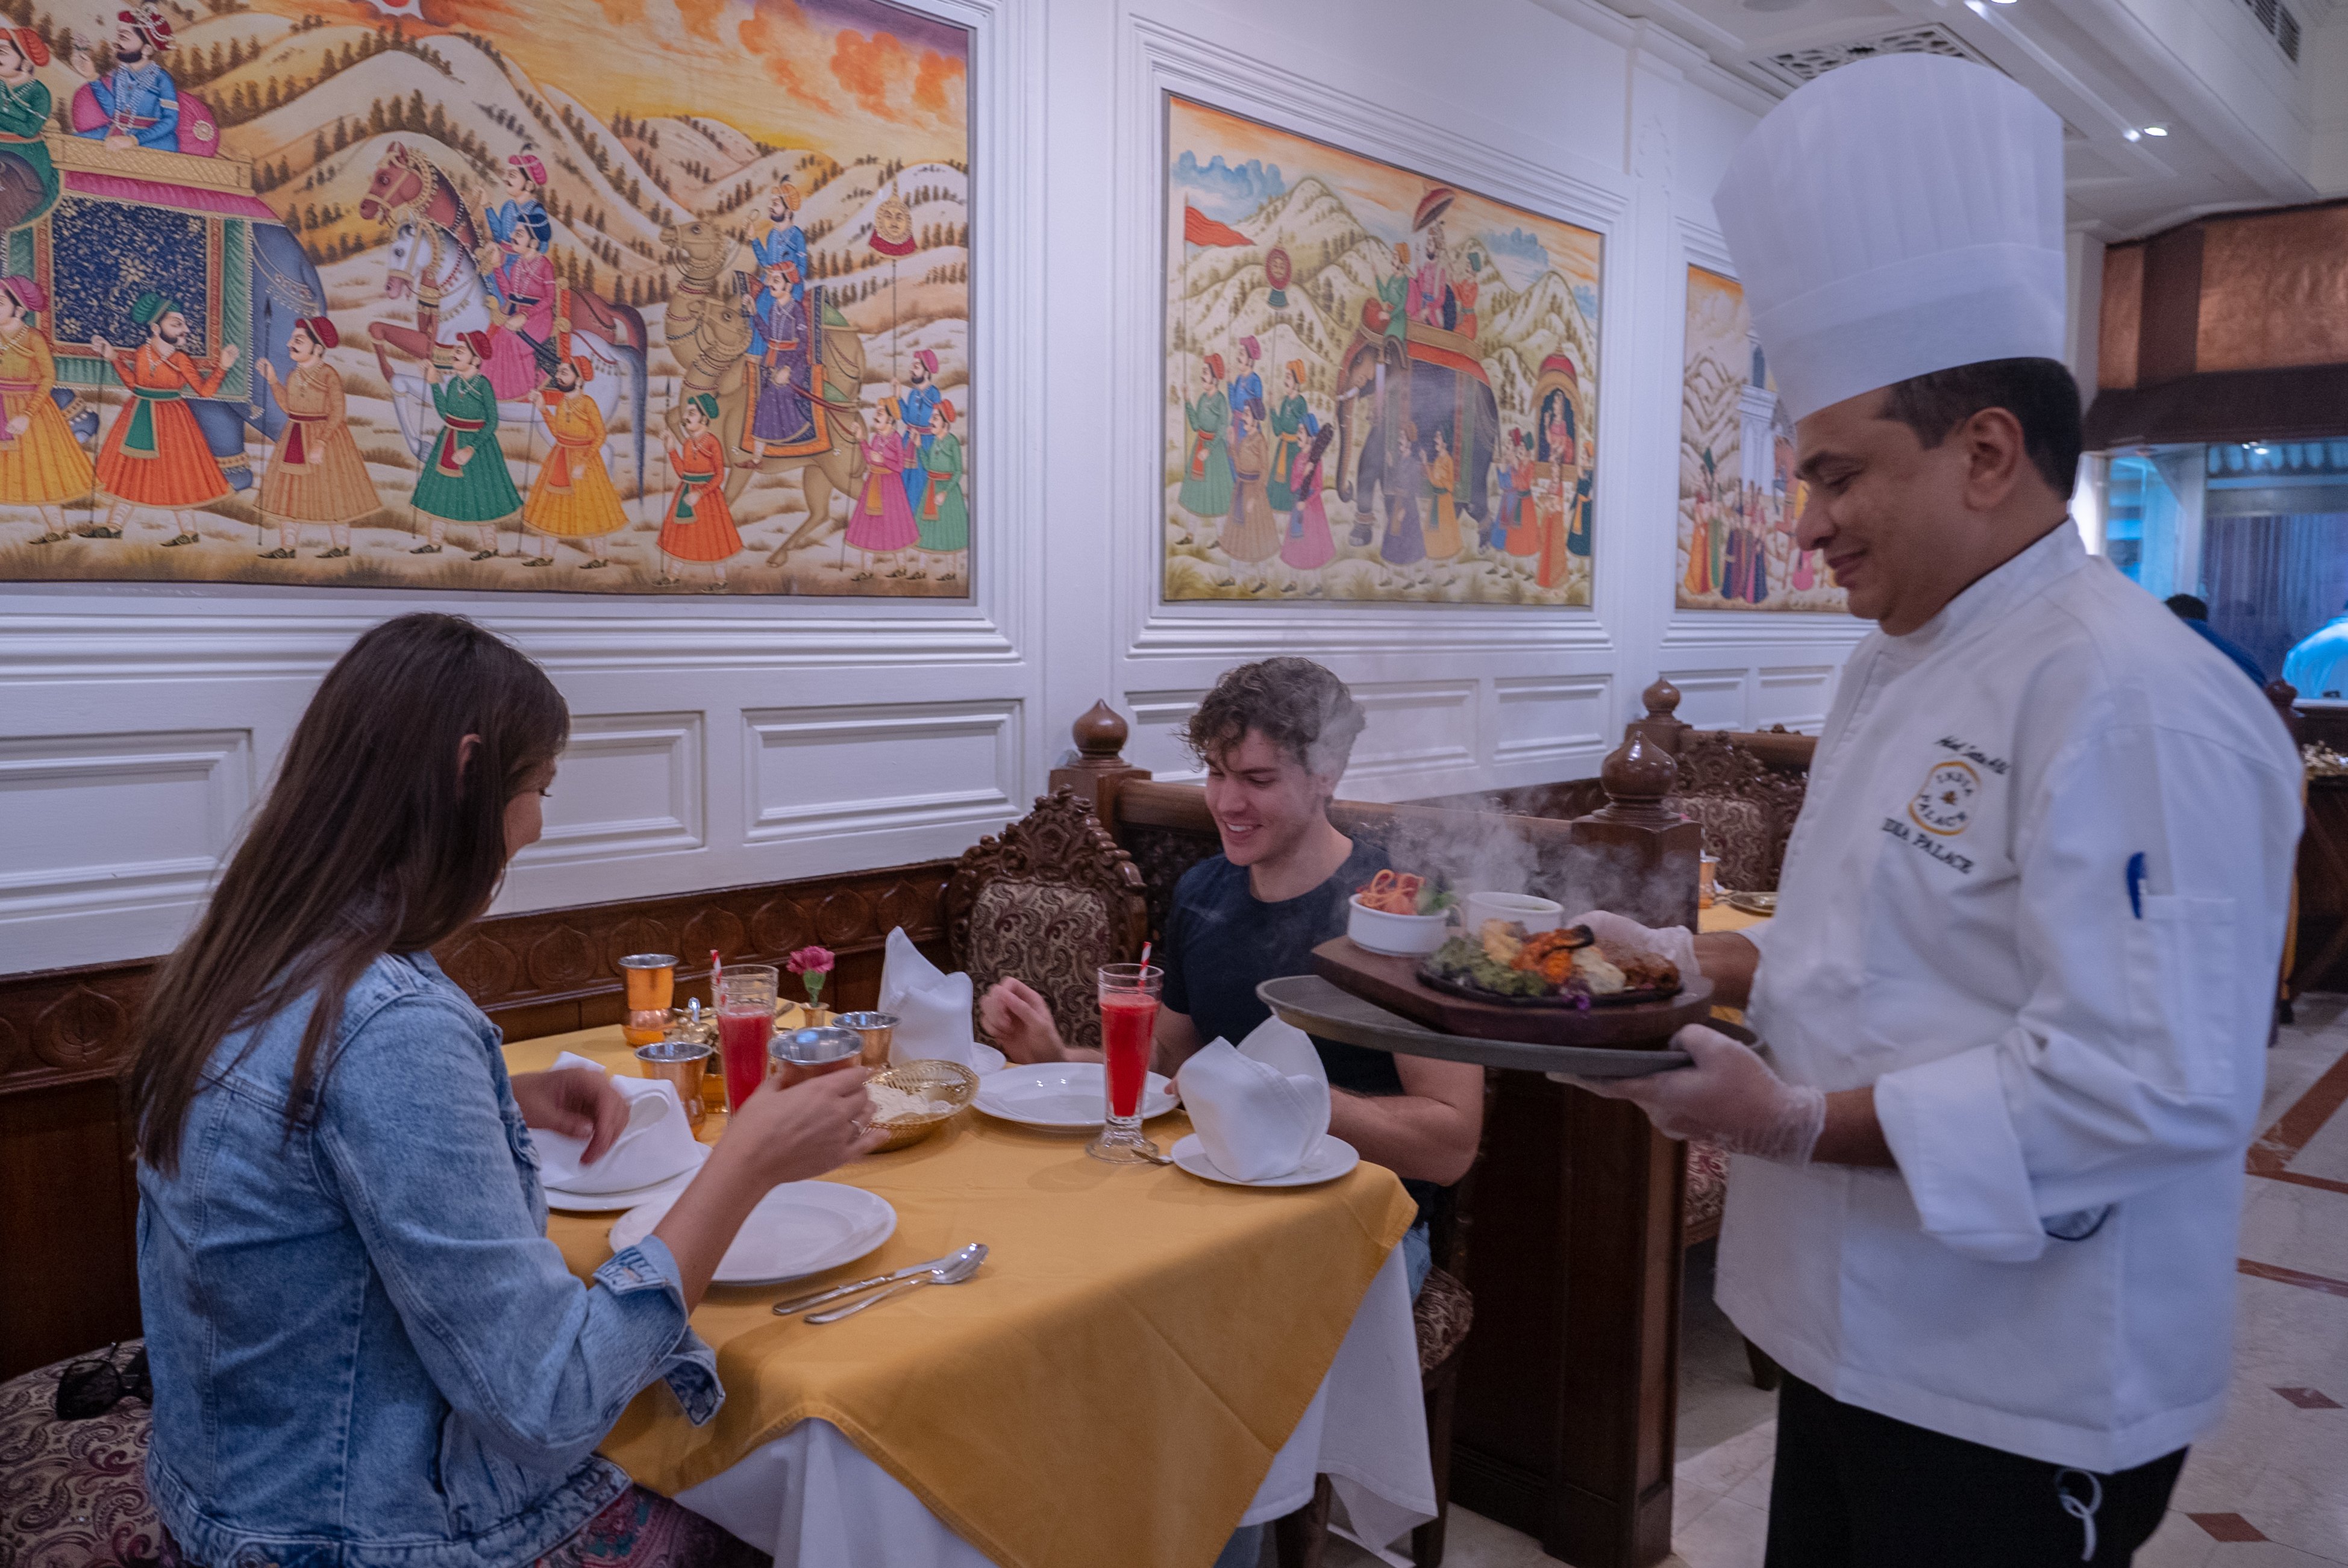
[609,1180,896,1286]
[974,1061,1177,1128]
[1171,1134,1360,1188]
[543,1143,710,1213]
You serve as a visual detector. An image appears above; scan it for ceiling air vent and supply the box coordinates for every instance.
[1756,23,1994,88]
[2235,0,2302,64]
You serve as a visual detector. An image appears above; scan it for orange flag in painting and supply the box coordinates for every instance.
[1182,205,1253,247]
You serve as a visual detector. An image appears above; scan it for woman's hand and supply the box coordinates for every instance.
[510,1067,629,1164]
[978,977,1066,1063]
[725,1066,884,1186]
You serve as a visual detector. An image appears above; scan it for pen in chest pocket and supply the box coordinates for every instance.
[2126,851,2146,919]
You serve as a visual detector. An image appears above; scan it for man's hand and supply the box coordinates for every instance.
[510,1066,630,1166]
[978,976,1066,1063]
[1558,1023,1824,1165]
[1565,910,1698,981]
[218,343,240,370]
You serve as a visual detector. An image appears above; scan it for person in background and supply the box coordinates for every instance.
[2284,598,2348,698]
[130,613,882,1568]
[2165,593,2265,688]
[981,657,1484,1301]
[1572,57,2299,1566]
[256,315,380,561]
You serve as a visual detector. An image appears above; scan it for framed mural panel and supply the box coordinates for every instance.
[0,0,970,595]
[1676,265,1844,613]
[1162,94,1601,606]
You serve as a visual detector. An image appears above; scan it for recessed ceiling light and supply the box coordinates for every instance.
[2124,128,2142,141]
[2143,124,2168,136]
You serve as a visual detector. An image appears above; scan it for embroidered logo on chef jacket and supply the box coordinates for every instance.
[1908,759,1980,836]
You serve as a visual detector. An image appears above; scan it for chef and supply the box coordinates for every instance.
[1573,55,2303,1566]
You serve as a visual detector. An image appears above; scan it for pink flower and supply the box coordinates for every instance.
[786,946,836,976]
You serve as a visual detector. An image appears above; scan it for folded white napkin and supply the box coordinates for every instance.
[880,927,980,1070]
[533,1051,700,1195]
[1176,1017,1331,1181]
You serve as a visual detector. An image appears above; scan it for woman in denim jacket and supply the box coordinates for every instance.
[129,613,883,1568]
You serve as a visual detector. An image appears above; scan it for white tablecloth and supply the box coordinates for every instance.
[677,1246,1433,1566]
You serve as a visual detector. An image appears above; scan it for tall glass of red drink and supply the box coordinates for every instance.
[1088,962,1163,1165]
[715,964,778,1115]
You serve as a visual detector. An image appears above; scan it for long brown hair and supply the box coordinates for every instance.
[131,614,568,1175]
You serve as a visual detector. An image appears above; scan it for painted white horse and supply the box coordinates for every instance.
[374,223,655,500]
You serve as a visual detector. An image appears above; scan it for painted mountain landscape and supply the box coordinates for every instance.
[1163,95,1601,606]
[0,0,971,596]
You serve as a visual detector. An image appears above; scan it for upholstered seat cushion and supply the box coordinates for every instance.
[1413,1266,1474,1376]
[966,879,1116,1051]
[1671,795,1774,894]
[0,1345,161,1568]
[1685,1139,1731,1240]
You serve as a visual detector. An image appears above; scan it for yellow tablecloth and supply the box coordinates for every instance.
[1699,902,1767,934]
[507,1026,1417,1568]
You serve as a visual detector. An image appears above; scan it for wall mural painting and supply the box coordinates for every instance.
[0,0,969,595]
[1163,96,1601,605]
[1676,265,1842,613]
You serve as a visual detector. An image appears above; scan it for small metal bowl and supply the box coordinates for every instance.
[865,1060,979,1152]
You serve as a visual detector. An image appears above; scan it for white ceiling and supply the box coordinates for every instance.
[1591,0,2347,240]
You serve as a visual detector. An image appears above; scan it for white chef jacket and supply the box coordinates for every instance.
[1719,522,2302,1472]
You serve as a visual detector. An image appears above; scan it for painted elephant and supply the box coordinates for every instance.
[1332,325,1498,549]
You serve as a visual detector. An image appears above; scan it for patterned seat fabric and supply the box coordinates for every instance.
[1671,795,1773,894]
[0,1345,161,1568]
[1685,1139,1732,1240]
[966,879,1115,1051]
[1413,1267,1474,1375]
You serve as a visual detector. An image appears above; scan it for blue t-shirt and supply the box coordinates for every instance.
[1161,837,1442,1218]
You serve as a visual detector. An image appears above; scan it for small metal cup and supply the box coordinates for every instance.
[633,1039,713,1129]
[769,1025,865,1090]
[834,1010,899,1068]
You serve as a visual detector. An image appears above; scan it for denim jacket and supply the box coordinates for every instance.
[137,951,721,1568]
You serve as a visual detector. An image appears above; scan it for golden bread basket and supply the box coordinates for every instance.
[866,1060,980,1151]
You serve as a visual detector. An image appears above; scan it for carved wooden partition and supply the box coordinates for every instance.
[1105,737,1692,1568]
[0,858,957,1380]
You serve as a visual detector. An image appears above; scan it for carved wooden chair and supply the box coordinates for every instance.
[946,788,1150,1052]
[1669,729,1812,893]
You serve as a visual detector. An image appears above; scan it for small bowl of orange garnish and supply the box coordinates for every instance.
[1347,869,1458,957]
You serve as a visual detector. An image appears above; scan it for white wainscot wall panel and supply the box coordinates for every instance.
[1755,666,1833,734]
[1491,675,1612,772]
[0,729,253,932]
[516,713,705,869]
[1342,682,1479,794]
[1661,670,1748,730]
[744,701,1023,847]
[1122,687,1210,783]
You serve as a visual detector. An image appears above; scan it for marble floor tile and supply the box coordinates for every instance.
[1668,1495,1770,1568]
[2238,1178,2348,1284]
[2137,1511,2219,1568]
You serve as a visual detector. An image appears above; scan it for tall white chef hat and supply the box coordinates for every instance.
[1711,54,2065,423]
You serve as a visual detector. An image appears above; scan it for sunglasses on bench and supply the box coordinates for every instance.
[54,1342,151,1421]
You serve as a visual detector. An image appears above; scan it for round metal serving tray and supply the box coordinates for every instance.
[1256,975,1694,1078]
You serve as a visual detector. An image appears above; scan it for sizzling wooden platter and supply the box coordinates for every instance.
[1311,937,1714,1050]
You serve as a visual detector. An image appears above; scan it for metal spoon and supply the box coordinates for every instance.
[806,1243,987,1323]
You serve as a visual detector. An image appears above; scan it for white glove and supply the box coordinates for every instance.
[1553,1023,1825,1165]
[1567,909,1699,981]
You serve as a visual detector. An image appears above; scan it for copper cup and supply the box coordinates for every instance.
[620,954,678,1044]
[835,1011,898,1069]
[768,1025,865,1090]
[633,1039,713,1129]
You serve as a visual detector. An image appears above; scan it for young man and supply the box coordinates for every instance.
[981,657,1485,1295]
[1574,57,2300,1566]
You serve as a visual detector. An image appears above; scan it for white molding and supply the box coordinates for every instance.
[0,728,252,917]
[1345,681,1479,779]
[1116,14,1636,664]
[514,711,705,867]
[1492,673,1614,766]
[741,698,1021,843]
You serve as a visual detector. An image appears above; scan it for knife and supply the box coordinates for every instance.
[772,1247,972,1316]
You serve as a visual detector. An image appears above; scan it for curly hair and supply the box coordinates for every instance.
[1183,657,1365,779]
